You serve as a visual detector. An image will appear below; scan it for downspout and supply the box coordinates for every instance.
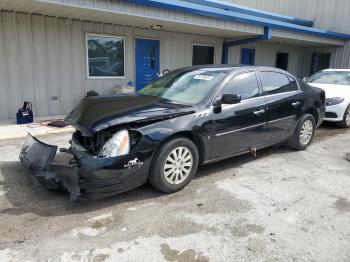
[222,26,272,64]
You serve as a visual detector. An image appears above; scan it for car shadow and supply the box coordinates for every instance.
[0,144,290,217]
[0,160,163,217]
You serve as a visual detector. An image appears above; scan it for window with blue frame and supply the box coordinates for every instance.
[240,48,255,65]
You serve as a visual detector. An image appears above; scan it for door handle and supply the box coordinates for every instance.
[254,109,265,115]
[292,102,301,107]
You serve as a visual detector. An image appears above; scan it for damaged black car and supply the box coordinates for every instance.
[19,65,325,201]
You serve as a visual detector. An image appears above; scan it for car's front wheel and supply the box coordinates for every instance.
[340,105,350,127]
[149,137,199,193]
[289,114,316,150]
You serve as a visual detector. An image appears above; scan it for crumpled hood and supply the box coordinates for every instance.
[66,94,194,136]
[308,83,350,99]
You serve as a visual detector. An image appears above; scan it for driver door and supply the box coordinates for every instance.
[211,71,268,159]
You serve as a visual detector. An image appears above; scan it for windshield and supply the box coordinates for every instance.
[138,69,230,104]
[307,71,350,85]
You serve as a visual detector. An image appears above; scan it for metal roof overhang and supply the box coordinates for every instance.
[0,0,348,46]
[121,0,350,41]
[184,0,314,27]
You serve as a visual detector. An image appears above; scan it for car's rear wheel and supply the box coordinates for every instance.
[340,105,350,127]
[148,137,199,193]
[289,114,316,150]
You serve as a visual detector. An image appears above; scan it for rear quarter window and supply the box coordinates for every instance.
[260,72,298,95]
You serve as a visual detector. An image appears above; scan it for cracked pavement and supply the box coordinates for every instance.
[0,125,350,261]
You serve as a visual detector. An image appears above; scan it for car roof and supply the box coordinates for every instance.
[178,64,291,75]
[322,69,350,72]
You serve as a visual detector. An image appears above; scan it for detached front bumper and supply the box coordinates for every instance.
[19,134,151,201]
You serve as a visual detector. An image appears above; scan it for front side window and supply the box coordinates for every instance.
[86,34,125,78]
[139,69,229,105]
[260,72,297,95]
[307,71,350,85]
[223,72,260,100]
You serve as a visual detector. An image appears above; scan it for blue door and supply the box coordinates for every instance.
[135,38,160,91]
[240,48,255,65]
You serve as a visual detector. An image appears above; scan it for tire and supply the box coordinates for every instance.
[339,105,350,128]
[288,114,316,150]
[148,137,199,193]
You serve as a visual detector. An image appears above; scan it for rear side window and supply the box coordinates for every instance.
[288,76,299,90]
[260,72,298,95]
[223,72,260,100]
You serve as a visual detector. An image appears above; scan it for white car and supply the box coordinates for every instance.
[306,69,350,127]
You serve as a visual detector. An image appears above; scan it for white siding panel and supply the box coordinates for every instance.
[45,16,61,115]
[31,14,49,116]
[57,18,73,114]
[16,13,36,113]
[2,12,21,118]
[0,12,8,118]
[70,20,84,107]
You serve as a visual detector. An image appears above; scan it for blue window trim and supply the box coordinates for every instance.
[121,0,350,40]
[185,0,313,27]
[240,48,256,65]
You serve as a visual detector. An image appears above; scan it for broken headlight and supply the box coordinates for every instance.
[326,97,344,106]
[98,129,130,158]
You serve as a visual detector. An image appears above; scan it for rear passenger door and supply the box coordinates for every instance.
[258,71,303,141]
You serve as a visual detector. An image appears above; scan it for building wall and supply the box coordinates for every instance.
[223,0,350,71]
[227,42,307,77]
[0,11,223,119]
[223,0,350,34]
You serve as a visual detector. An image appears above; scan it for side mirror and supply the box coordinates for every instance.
[220,94,241,105]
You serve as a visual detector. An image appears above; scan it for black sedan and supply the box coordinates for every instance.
[19,65,325,200]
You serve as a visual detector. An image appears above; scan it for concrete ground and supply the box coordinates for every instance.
[0,125,350,262]
[0,115,73,141]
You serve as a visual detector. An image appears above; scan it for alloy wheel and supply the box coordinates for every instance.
[163,146,193,185]
[345,108,350,126]
[300,119,313,145]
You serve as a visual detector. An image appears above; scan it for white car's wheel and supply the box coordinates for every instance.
[340,106,350,127]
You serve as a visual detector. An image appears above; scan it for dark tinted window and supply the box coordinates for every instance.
[288,76,299,90]
[276,53,289,70]
[310,53,331,74]
[223,72,260,100]
[192,45,215,65]
[260,72,296,95]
